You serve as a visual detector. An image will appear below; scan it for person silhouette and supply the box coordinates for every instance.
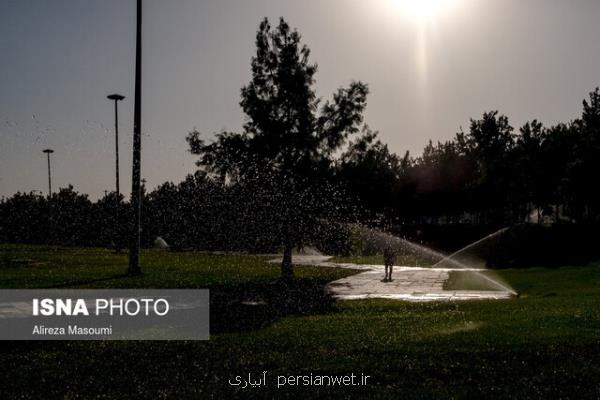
[383,245,396,282]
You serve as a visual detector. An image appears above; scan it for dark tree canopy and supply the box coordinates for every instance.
[337,127,403,215]
[187,18,369,277]
[187,18,368,183]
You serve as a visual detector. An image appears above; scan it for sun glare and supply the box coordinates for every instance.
[392,0,451,21]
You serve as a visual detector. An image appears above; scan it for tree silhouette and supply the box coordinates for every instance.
[570,88,600,221]
[514,120,545,221]
[337,127,401,217]
[187,17,368,278]
[457,111,515,224]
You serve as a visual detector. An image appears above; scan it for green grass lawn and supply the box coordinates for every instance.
[0,243,356,288]
[1,244,599,399]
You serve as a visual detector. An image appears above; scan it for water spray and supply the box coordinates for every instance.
[350,224,517,295]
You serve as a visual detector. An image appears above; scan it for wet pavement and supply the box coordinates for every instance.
[269,255,514,301]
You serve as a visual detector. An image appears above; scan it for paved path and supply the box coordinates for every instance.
[270,255,514,302]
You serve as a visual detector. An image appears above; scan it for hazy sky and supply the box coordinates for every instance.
[1,0,600,199]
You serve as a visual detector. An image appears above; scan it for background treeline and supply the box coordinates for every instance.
[0,175,353,253]
[343,88,600,227]
[1,88,600,254]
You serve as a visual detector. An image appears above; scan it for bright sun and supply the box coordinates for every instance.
[392,0,450,20]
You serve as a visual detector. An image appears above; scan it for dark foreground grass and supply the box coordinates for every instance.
[1,244,600,399]
[0,243,355,288]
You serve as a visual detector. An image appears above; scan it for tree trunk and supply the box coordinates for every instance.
[281,241,294,280]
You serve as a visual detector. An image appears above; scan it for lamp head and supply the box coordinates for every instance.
[107,94,125,101]
[43,149,54,154]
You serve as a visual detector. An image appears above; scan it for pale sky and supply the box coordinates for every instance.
[1,0,599,199]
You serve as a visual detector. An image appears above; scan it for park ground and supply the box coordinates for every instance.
[0,244,599,399]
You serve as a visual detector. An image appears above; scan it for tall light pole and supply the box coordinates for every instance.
[42,149,54,197]
[107,94,125,252]
[129,0,143,275]
[107,94,125,197]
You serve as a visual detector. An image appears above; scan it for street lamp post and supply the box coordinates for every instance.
[42,149,54,197]
[107,93,125,252]
[129,0,143,275]
[107,94,125,197]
